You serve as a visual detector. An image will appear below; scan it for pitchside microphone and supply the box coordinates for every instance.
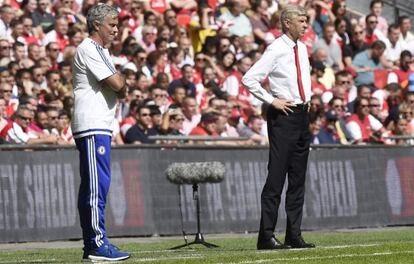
[166,162,225,185]
[166,161,225,249]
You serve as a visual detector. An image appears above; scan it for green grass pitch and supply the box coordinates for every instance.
[1,227,414,263]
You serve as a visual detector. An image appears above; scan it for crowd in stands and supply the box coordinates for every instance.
[1,0,414,146]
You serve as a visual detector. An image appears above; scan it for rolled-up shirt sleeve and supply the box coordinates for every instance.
[241,45,278,105]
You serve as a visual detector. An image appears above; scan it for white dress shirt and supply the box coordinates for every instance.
[242,34,312,105]
[384,38,407,63]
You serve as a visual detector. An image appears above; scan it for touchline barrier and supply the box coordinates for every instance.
[0,145,413,243]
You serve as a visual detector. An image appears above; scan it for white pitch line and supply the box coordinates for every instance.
[219,250,414,264]
[134,255,203,262]
[319,243,380,249]
[256,243,380,253]
[0,259,58,264]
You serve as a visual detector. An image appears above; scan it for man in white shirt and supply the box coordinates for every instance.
[242,5,314,250]
[0,5,14,39]
[180,96,200,135]
[6,106,57,144]
[384,24,407,65]
[72,4,129,262]
[312,22,344,70]
[398,15,414,44]
[219,0,252,37]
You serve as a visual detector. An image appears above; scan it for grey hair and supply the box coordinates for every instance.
[281,5,307,32]
[87,4,119,34]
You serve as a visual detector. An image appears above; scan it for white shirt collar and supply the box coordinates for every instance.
[281,34,297,48]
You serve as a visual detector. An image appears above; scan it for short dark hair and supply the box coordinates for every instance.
[335,70,349,81]
[353,96,370,113]
[400,50,412,60]
[370,0,383,9]
[45,70,60,80]
[181,64,193,73]
[388,24,400,34]
[308,111,322,124]
[137,104,151,115]
[58,61,71,70]
[13,41,25,50]
[148,84,163,93]
[365,13,377,24]
[247,114,261,124]
[144,11,156,22]
[371,40,386,50]
[398,15,410,26]
[357,84,371,95]
[148,105,161,116]
[328,96,343,107]
[58,109,71,119]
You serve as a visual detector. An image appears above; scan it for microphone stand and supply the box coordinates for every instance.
[170,183,219,249]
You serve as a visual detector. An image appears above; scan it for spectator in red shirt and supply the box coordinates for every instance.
[42,15,69,51]
[120,99,141,137]
[0,97,7,135]
[27,108,48,137]
[190,111,218,136]
[170,0,197,26]
[395,50,414,88]
[20,15,41,46]
[346,97,384,144]
[310,60,327,96]
[364,13,386,46]
[163,9,179,40]
[123,0,144,33]
[168,47,184,80]
[144,0,170,18]
[45,42,60,70]
[0,82,16,118]
[56,109,73,144]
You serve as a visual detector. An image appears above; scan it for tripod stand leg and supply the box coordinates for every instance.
[170,242,193,250]
[200,241,219,248]
[171,184,220,250]
[170,233,220,249]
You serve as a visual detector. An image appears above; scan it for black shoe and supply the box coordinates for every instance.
[285,236,315,248]
[257,236,290,250]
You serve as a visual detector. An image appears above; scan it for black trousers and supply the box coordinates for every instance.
[258,106,310,242]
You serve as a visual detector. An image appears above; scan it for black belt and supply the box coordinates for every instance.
[289,103,309,112]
